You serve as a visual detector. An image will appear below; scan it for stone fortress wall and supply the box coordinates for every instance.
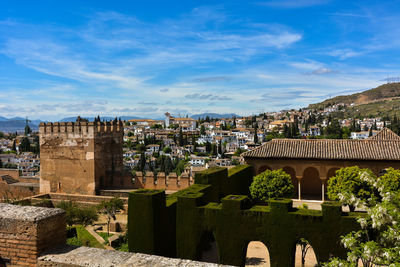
[39,121,132,195]
[0,203,229,267]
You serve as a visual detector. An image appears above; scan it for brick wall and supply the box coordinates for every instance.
[0,203,66,266]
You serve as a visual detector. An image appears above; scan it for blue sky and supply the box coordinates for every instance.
[1,0,400,120]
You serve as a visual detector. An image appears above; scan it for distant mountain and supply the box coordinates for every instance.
[190,113,240,120]
[0,116,8,122]
[0,120,39,133]
[59,116,145,122]
[309,83,400,118]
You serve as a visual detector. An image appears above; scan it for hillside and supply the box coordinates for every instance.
[309,83,400,110]
[190,113,239,120]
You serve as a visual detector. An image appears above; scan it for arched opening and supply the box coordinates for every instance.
[199,231,219,264]
[295,238,318,267]
[326,168,339,179]
[258,165,272,174]
[301,167,321,200]
[283,166,297,194]
[245,241,270,266]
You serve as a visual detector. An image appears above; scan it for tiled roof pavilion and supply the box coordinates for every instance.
[243,128,400,161]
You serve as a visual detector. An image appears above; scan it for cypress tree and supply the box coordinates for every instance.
[254,123,259,143]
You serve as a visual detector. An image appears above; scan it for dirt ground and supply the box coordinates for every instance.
[245,241,318,267]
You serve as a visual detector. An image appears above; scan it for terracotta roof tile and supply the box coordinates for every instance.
[243,128,400,161]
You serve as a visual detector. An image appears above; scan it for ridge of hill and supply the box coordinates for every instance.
[309,83,400,110]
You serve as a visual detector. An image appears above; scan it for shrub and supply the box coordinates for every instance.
[249,169,294,202]
[56,201,98,226]
[327,166,377,211]
[377,167,400,194]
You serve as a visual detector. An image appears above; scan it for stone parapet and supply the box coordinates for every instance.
[0,203,66,266]
[39,121,123,135]
[38,246,233,267]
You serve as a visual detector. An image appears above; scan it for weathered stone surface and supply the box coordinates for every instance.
[0,203,64,222]
[0,203,66,267]
[39,121,130,195]
[38,246,234,267]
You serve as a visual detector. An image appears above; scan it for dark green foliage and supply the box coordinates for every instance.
[128,167,361,266]
[249,169,294,202]
[24,124,31,136]
[327,166,376,210]
[99,197,124,235]
[56,201,98,226]
[19,137,31,152]
[254,123,258,143]
[223,165,254,196]
[162,146,172,153]
[194,167,227,202]
[377,167,400,193]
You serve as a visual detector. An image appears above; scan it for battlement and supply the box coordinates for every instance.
[39,121,124,134]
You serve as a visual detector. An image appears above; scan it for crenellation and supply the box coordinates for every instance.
[39,121,124,136]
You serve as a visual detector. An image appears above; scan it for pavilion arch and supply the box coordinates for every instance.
[245,241,271,266]
[327,167,340,179]
[257,165,272,174]
[282,166,297,193]
[301,167,321,200]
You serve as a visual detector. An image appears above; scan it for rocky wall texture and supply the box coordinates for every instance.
[0,203,66,267]
[39,121,127,195]
[38,246,233,267]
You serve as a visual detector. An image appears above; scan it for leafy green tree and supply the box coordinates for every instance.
[254,123,259,143]
[24,124,31,136]
[323,170,400,267]
[179,128,184,146]
[75,206,99,226]
[325,119,342,139]
[205,141,211,153]
[376,168,400,194]
[211,143,217,156]
[99,197,124,235]
[327,166,376,211]
[56,201,98,227]
[19,137,31,152]
[174,160,186,176]
[234,148,246,156]
[200,125,206,135]
[163,146,172,153]
[138,152,146,171]
[249,169,294,202]
[164,156,173,175]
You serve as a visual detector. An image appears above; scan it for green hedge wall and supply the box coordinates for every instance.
[128,166,361,267]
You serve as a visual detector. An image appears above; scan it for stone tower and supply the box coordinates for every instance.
[39,120,124,195]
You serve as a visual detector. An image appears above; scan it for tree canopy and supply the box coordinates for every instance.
[249,169,294,202]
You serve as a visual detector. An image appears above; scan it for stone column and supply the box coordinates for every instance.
[296,177,302,200]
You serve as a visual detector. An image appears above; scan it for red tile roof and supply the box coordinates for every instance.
[243,128,400,161]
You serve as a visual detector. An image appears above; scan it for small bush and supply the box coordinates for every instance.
[249,169,294,203]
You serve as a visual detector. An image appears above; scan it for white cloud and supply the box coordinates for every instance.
[328,49,363,60]
[258,0,330,8]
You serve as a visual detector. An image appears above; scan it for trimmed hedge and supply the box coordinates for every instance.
[128,166,361,267]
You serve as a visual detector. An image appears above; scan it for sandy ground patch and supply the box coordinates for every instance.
[245,241,318,267]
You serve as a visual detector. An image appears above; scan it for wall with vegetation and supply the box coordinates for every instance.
[128,165,360,267]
